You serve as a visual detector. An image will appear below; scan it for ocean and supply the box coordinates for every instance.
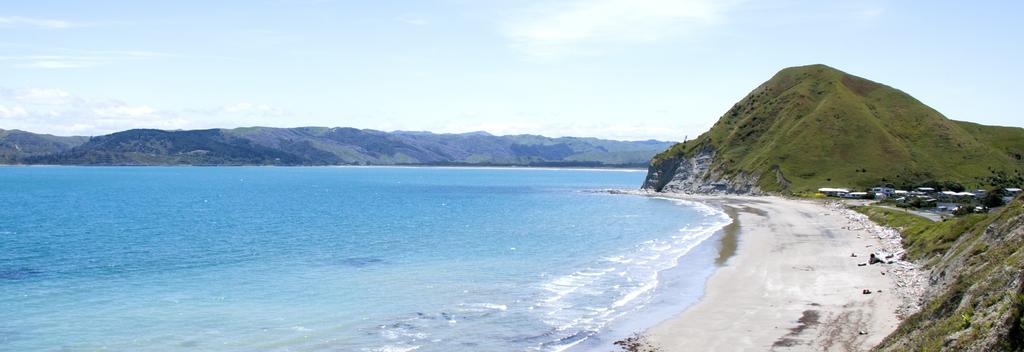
[0,166,730,351]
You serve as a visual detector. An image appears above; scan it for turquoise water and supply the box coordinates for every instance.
[0,167,728,351]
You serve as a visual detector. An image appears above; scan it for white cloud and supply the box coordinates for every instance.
[0,16,77,29]
[0,51,165,70]
[222,102,279,114]
[0,104,27,118]
[398,17,429,26]
[0,88,190,135]
[503,0,738,58]
[0,88,295,136]
[15,60,94,69]
[4,88,77,105]
[92,105,158,118]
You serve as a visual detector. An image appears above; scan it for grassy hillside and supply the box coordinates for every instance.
[654,64,1024,193]
[855,200,1024,351]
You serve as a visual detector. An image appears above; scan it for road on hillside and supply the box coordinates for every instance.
[872,205,944,222]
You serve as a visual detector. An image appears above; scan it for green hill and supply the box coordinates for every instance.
[643,64,1024,194]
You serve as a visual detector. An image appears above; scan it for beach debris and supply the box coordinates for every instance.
[859,330,868,335]
[868,252,892,265]
[863,289,872,294]
[850,253,858,257]
[613,333,661,352]
[824,201,927,317]
[858,263,867,266]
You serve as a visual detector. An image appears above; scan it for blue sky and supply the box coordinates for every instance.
[0,0,1020,140]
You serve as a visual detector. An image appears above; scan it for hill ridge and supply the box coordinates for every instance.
[0,127,673,167]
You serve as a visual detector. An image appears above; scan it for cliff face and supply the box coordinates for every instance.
[642,64,1024,194]
[641,146,763,194]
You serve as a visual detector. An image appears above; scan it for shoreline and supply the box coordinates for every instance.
[636,194,921,351]
[576,196,736,352]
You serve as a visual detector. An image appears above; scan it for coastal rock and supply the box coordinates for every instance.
[640,146,763,195]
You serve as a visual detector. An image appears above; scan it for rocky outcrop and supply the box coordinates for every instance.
[640,146,763,194]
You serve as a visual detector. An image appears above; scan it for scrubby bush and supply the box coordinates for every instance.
[942,181,966,192]
[953,206,973,216]
[982,190,1005,208]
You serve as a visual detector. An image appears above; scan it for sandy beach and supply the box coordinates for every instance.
[644,195,920,351]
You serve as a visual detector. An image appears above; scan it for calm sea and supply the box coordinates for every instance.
[0,166,729,351]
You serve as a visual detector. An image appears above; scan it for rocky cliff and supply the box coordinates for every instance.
[640,145,764,194]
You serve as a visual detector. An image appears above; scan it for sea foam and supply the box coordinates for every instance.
[530,198,731,351]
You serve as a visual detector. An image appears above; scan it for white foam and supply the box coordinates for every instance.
[365,345,421,352]
[649,243,671,251]
[529,197,733,351]
[458,302,508,312]
[475,303,507,311]
[548,336,588,352]
[603,255,632,264]
[611,281,656,308]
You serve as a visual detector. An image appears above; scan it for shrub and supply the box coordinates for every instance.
[982,191,1005,208]
[954,206,973,216]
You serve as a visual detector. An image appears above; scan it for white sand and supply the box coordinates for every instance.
[644,195,912,351]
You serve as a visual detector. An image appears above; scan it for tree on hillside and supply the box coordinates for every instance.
[982,189,1006,208]
[942,181,966,192]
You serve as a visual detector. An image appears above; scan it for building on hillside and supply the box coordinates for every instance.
[1006,188,1023,196]
[938,191,957,202]
[919,197,938,207]
[871,187,895,198]
[939,191,977,202]
[937,203,959,213]
[915,187,936,195]
[818,188,850,197]
[971,189,987,198]
[843,191,869,199]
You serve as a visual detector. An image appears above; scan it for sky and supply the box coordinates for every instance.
[0,0,1021,141]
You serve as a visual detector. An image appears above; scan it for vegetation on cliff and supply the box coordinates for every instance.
[856,199,1024,350]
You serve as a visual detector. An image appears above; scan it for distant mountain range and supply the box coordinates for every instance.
[643,64,1024,193]
[0,127,674,167]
